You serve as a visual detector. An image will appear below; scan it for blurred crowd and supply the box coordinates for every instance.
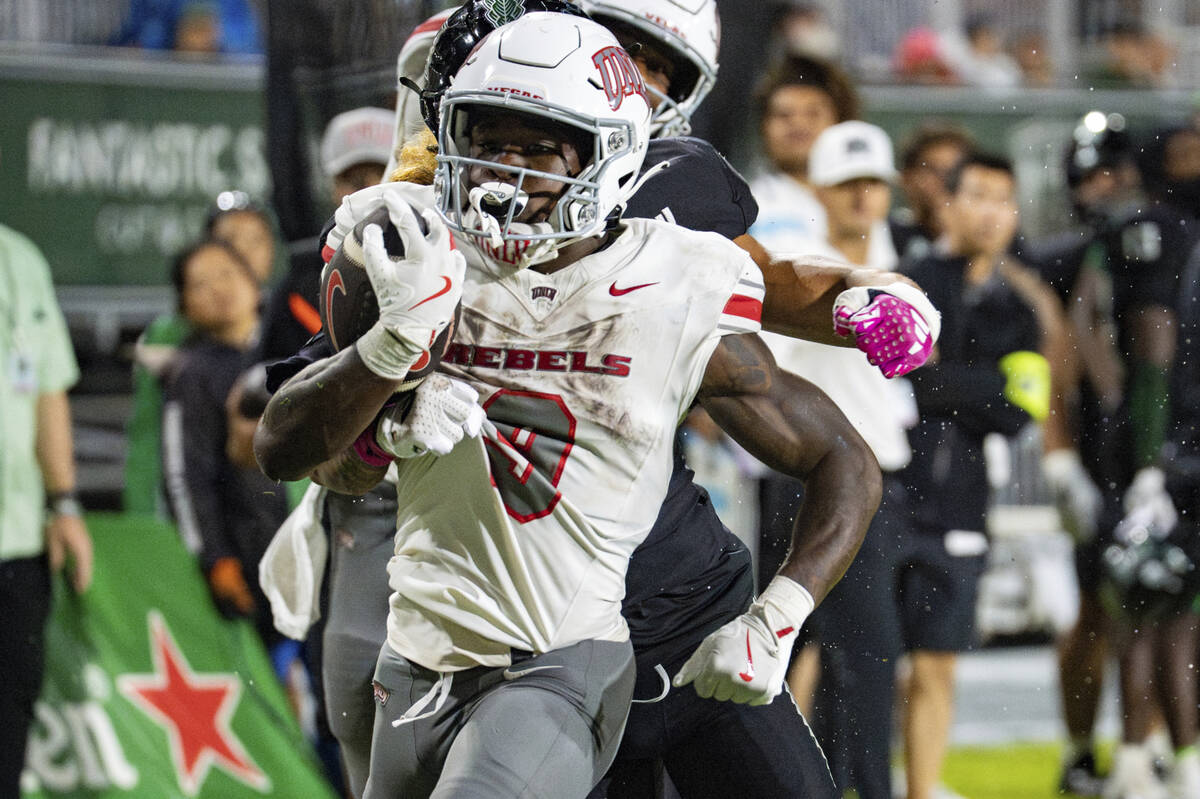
[4,2,1200,799]
[2,0,1197,90]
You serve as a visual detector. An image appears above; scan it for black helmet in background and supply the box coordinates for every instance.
[1065,110,1135,190]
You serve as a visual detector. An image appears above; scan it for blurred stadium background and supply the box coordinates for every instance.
[2,1,1198,796]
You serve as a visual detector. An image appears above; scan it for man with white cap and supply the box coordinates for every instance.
[755,121,919,799]
[321,107,396,205]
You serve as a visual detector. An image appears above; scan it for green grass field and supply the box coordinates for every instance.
[941,742,1067,798]
[901,741,1116,799]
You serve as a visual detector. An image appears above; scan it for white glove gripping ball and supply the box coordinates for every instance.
[355,200,465,381]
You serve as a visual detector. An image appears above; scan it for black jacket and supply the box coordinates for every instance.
[902,254,1044,534]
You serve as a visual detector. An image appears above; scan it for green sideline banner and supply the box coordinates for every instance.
[21,514,337,799]
[0,53,267,286]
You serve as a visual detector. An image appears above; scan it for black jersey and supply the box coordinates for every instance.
[1031,204,1194,491]
[257,238,325,364]
[1031,204,1189,337]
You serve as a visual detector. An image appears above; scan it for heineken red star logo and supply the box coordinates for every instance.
[117,612,269,795]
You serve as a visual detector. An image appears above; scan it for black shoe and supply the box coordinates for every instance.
[1059,751,1105,797]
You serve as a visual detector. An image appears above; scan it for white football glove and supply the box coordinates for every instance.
[324,183,391,262]
[673,575,813,706]
[1124,466,1178,534]
[355,201,465,380]
[375,374,485,458]
[1042,449,1104,543]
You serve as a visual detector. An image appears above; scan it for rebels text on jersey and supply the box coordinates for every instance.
[383,218,764,672]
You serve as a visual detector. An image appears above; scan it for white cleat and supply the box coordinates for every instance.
[1170,748,1200,799]
[1104,744,1168,799]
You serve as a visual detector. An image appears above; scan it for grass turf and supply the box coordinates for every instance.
[940,742,1066,798]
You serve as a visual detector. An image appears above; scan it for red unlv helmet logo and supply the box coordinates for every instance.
[592,46,646,111]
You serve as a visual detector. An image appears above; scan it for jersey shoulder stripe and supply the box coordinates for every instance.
[718,259,765,333]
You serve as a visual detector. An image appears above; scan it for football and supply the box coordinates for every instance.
[319,203,459,393]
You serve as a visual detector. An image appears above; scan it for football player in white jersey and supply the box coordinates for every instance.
[256,14,879,799]
[275,3,936,797]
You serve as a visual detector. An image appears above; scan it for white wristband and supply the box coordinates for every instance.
[755,575,815,634]
[869,282,941,342]
[355,323,422,381]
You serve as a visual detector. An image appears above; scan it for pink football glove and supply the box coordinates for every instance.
[833,283,940,378]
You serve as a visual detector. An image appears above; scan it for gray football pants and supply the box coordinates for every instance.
[322,485,397,797]
[363,638,636,799]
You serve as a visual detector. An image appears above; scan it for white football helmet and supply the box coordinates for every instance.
[435,12,651,270]
[581,0,719,138]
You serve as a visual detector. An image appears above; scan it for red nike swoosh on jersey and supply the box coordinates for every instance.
[609,281,659,296]
[408,276,453,310]
[738,631,755,682]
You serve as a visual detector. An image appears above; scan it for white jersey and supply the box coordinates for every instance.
[385,218,764,672]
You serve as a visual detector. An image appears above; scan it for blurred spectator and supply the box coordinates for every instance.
[771,1,840,61]
[257,107,393,364]
[755,121,915,799]
[111,0,262,55]
[172,3,220,54]
[0,224,93,799]
[1084,18,1177,90]
[1140,124,1200,223]
[160,238,291,664]
[893,27,959,86]
[890,121,975,262]
[748,53,860,252]
[123,192,277,515]
[1011,27,1054,88]
[748,51,859,596]
[321,107,394,205]
[901,152,1071,799]
[941,14,1022,89]
[207,191,279,284]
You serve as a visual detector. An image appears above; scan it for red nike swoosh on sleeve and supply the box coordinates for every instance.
[738,631,755,682]
[408,276,453,310]
[609,281,659,296]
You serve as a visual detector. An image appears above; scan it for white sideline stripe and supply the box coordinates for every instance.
[162,401,203,556]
